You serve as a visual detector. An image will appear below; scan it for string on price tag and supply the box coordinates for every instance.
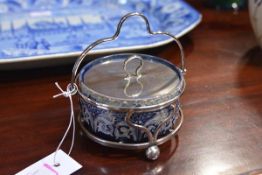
[16,83,82,175]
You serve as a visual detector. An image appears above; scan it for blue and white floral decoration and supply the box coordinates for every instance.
[0,0,201,60]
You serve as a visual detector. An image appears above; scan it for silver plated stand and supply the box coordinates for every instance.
[72,12,186,160]
[78,107,183,160]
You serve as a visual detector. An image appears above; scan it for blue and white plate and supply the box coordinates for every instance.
[0,0,201,68]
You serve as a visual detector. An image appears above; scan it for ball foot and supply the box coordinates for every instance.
[146,145,160,160]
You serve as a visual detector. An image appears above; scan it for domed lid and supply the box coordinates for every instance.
[78,53,185,110]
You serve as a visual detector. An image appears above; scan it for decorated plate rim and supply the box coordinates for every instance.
[0,14,202,64]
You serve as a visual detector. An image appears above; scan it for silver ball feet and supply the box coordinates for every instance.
[146,145,160,160]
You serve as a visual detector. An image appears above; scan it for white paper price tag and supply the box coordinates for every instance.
[16,150,82,175]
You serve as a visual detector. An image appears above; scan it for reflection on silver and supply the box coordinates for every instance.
[124,77,144,98]
[71,12,186,84]
[124,104,175,160]
[76,12,186,111]
[123,55,144,78]
[146,145,160,160]
[75,12,186,160]
[123,55,144,97]
[77,106,183,150]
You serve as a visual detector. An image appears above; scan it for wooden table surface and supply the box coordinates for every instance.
[1,2,262,175]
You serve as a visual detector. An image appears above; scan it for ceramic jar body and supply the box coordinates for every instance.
[77,53,184,146]
[79,98,179,143]
[249,0,262,47]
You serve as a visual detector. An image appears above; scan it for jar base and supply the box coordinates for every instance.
[77,108,183,150]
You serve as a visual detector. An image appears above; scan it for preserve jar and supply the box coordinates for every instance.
[70,12,186,160]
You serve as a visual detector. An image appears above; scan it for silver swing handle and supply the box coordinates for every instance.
[71,12,186,84]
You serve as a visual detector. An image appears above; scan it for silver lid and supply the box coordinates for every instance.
[78,53,185,110]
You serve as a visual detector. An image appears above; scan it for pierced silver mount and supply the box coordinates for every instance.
[78,107,183,160]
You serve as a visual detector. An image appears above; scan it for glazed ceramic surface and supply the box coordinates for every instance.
[0,0,201,66]
[77,53,185,143]
[80,98,179,143]
[249,0,262,47]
